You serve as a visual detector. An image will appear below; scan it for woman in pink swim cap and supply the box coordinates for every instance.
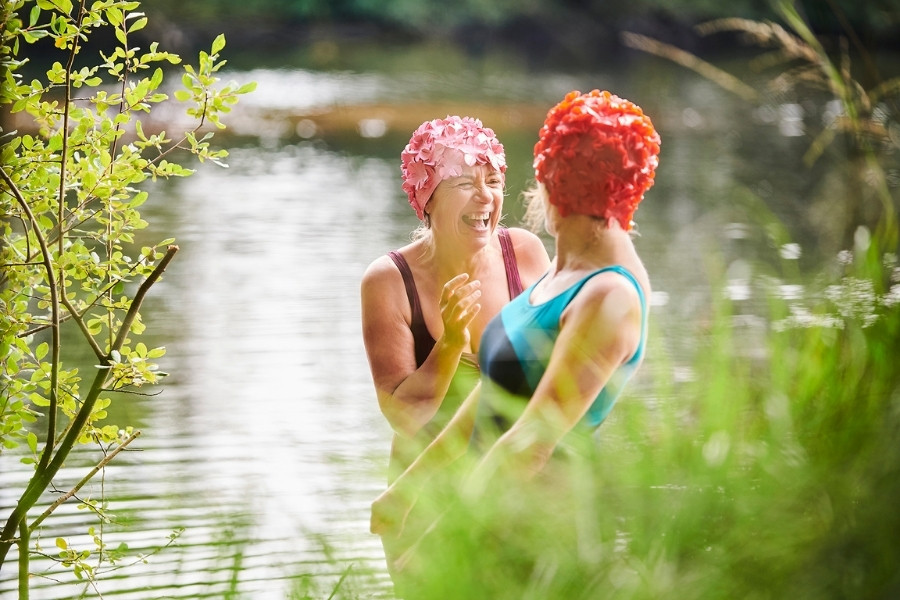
[360,115,550,582]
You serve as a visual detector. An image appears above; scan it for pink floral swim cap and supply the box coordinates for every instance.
[401,116,507,220]
[533,90,661,230]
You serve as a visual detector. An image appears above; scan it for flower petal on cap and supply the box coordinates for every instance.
[401,115,507,220]
[533,90,660,229]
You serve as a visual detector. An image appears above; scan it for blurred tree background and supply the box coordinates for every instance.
[139,0,900,68]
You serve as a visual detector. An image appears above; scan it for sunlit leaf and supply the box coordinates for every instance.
[127,16,147,34]
[211,34,226,55]
[52,0,73,14]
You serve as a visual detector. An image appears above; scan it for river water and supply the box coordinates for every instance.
[2,43,893,599]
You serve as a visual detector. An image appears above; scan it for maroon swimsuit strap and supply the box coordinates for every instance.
[498,227,523,298]
[388,227,523,367]
[387,249,434,367]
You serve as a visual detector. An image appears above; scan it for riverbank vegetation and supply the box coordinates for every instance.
[386,233,900,600]
[139,0,900,68]
[330,2,900,598]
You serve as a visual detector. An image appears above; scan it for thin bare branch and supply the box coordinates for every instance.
[621,31,759,103]
[110,245,178,354]
[30,430,142,530]
[0,164,62,471]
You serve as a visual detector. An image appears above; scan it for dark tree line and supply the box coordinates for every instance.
[140,0,900,62]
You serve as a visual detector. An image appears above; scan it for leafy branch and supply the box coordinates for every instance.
[0,0,255,592]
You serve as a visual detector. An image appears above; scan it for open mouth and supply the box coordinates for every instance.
[462,212,491,229]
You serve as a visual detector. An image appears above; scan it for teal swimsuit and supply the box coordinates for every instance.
[478,265,647,430]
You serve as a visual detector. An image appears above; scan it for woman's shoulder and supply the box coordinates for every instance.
[362,240,425,281]
[361,245,413,294]
[572,264,648,317]
[606,260,650,302]
[504,225,542,246]
[362,253,396,279]
[361,247,425,321]
[561,268,645,355]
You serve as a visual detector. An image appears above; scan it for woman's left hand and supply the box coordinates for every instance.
[370,486,417,539]
[438,273,482,351]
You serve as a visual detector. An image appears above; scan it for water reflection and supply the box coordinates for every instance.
[2,54,889,598]
[1,142,402,598]
[136,144,402,596]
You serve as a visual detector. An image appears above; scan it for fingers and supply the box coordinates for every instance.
[439,273,479,306]
[447,288,482,322]
[455,298,482,333]
[440,275,482,321]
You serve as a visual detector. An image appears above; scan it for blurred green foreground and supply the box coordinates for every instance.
[388,230,900,599]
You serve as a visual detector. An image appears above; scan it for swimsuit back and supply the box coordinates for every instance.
[478,265,648,429]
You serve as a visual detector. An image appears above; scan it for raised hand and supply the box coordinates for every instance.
[371,485,417,538]
[438,273,482,350]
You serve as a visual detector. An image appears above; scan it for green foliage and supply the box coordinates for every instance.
[624,0,900,252]
[0,0,254,591]
[383,228,900,600]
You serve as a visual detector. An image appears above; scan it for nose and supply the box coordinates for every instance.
[473,181,493,203]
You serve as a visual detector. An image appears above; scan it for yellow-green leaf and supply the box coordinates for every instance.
[106,7,122,26]
[52,0,73,14]
[211,34,226,55]
[127,16,147,34]
[30,393,51,407]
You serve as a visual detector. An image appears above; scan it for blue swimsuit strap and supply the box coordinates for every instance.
[574,266,647,427]
[562,265,647,363]
[604,266,647,364]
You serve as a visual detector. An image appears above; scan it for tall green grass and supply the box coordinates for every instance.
[369,224,900,600]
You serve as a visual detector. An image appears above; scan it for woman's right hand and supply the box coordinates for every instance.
[439,274,482,350]
[371,485,417,539]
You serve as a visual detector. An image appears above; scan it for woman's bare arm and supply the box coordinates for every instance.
[370,381,482,536]
[361,256,481,438]
[473,275,642,480]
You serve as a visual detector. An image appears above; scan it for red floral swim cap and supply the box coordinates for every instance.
[533,90,660,229]
[401,116,507,221]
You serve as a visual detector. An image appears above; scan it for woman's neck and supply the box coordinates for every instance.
[426,235,495,280]
[551,215,633,273]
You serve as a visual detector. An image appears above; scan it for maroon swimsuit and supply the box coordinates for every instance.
[387,227,524,367]
[384,227,524,480]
